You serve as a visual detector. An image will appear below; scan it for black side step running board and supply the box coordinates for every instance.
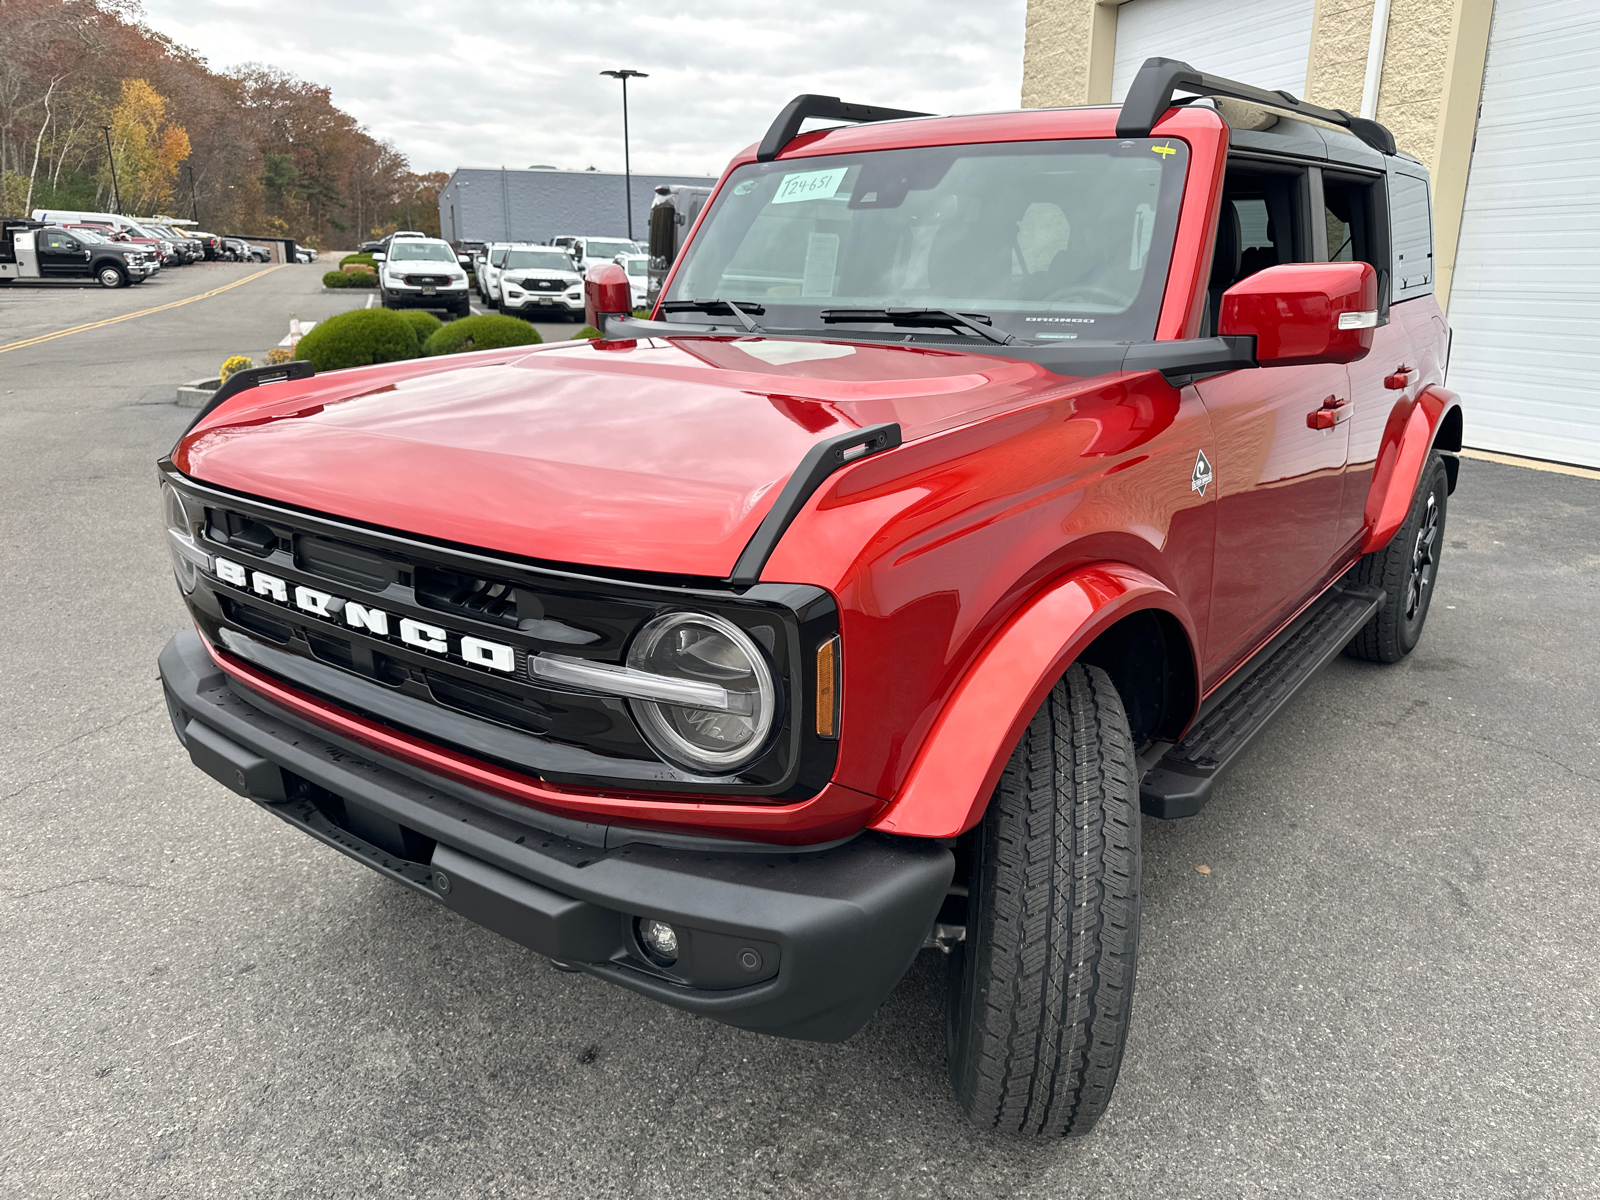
[1140,581,1385,819]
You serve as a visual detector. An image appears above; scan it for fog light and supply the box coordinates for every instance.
[637,918,679,965]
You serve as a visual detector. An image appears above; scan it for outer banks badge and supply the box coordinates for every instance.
[1191,449,1214,496]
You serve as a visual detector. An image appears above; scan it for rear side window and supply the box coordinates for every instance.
[1390,173,1433,298]
[1321,171,1392,310]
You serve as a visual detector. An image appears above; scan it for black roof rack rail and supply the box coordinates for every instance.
[1116,57,1397,156]
[757,95,931,162]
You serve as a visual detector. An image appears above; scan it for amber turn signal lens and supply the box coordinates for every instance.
[815,636,839,738]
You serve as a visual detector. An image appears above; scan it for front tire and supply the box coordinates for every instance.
[1345,452,1449,663]
[97,265,126,288]
[947,663,1141,1136]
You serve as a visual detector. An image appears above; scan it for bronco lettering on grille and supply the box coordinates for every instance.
[213,555,516,673]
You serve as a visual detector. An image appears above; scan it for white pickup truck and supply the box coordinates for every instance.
[0,219,158,287]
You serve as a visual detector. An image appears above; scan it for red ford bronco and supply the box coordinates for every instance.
[157,59,1461,1135]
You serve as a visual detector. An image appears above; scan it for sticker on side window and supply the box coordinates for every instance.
[772,167,848,205]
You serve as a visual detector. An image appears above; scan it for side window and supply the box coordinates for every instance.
[1321,172,1391,305]
[46,233,75,252]
[1204,160,1312,334]
[1389,173,1433,297]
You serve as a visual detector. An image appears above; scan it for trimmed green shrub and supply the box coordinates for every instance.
[396,309,444,343]
[340,253,377,269]
[422,314,541,357]
[322,270,350,288]
[293,307,420,371]
[343,271,378,288]
[572,325,601,340]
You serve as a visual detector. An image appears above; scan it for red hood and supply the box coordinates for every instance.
[176,336,1065,578]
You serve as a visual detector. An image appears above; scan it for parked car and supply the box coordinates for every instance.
[188,231,223,260]
[477,242,527,306]
[473,243,505,300]
[57,223,164,274]
[646,184,713,306]
[141,222,202,263]
[247,244,271,263]
[554,234,641,277]
[496,246,585,318]
[1,219,156,286]
[296,247,318,264]
[218,237,248,261]
[156,60,1462,1138]
[452,239,486,271]
[613,252,648,309]
[374,235,470,317]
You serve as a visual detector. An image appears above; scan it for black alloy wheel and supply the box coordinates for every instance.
[1346,451,1451,663]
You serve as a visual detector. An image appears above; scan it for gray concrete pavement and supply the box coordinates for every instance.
[1,266,1597,1198]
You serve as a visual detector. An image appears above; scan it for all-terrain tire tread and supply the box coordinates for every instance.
[950,663,1140,1136]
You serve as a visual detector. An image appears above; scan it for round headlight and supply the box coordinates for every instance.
[161,483,200,593]
[626,612,776,773]
[162,482,191,536]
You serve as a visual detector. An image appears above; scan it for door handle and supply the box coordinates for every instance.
[1384,365,1413,390]
[1307,396,1349,430]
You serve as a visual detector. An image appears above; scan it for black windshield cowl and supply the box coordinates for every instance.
[819,308,1014,346]
[659,299,767,333]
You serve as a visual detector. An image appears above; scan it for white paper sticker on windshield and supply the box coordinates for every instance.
[802,233,840,297]
[773,167,848,205]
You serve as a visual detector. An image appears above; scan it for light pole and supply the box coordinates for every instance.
[101,125,123,215]
[187,162,199,223]
[599,69,647,241]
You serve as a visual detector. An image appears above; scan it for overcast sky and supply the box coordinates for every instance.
[141,0,1028,178]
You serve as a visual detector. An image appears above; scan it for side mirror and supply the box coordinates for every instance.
[584,263,634,334]
[371,251,386,262]
[1219,261,1377,367]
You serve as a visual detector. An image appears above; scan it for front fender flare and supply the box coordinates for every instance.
[1361,386,1459,553]
[867,563,1195,840]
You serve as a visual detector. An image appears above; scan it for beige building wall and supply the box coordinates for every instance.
[1021,0,1494,306]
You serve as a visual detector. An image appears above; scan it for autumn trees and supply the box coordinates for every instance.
[0,0,437,247]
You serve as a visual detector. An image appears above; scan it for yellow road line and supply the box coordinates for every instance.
[1459,447,1600,482]
[0,265,285,355]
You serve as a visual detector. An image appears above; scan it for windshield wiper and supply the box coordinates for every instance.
[818,307,1013,345]
[659,298,766,334]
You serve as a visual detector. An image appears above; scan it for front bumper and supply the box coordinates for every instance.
[158,628,951,1041]
[382,284,469,309]
[502,289,583,314]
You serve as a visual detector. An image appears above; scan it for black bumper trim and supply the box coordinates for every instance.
[159,628,952,1041]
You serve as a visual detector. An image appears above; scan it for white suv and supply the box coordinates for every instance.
[375,237,471,317]
[614,252,648,309]
[495,246,585,319]
[554,235,642,277]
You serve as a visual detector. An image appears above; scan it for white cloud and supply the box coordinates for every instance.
[140,0,1027,176]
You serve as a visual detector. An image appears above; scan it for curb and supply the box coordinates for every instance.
[321,286,379,294]
[175,377,221,408]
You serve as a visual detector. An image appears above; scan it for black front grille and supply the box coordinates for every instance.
[402,274,451,286]
[523,278,563,291]
[169,474,837,798]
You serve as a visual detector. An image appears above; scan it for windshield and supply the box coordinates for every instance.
[505,249,573,271]
[665,139,1188,342]
[72,228,109,243]
[583,239,637,259]
[388,241,456,263]
[622,257,647,276]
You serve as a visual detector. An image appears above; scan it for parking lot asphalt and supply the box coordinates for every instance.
[2,267,1598,1199]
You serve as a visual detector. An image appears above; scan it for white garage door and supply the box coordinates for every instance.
[1445,0,1600,468]
[1110,0,1317,102]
